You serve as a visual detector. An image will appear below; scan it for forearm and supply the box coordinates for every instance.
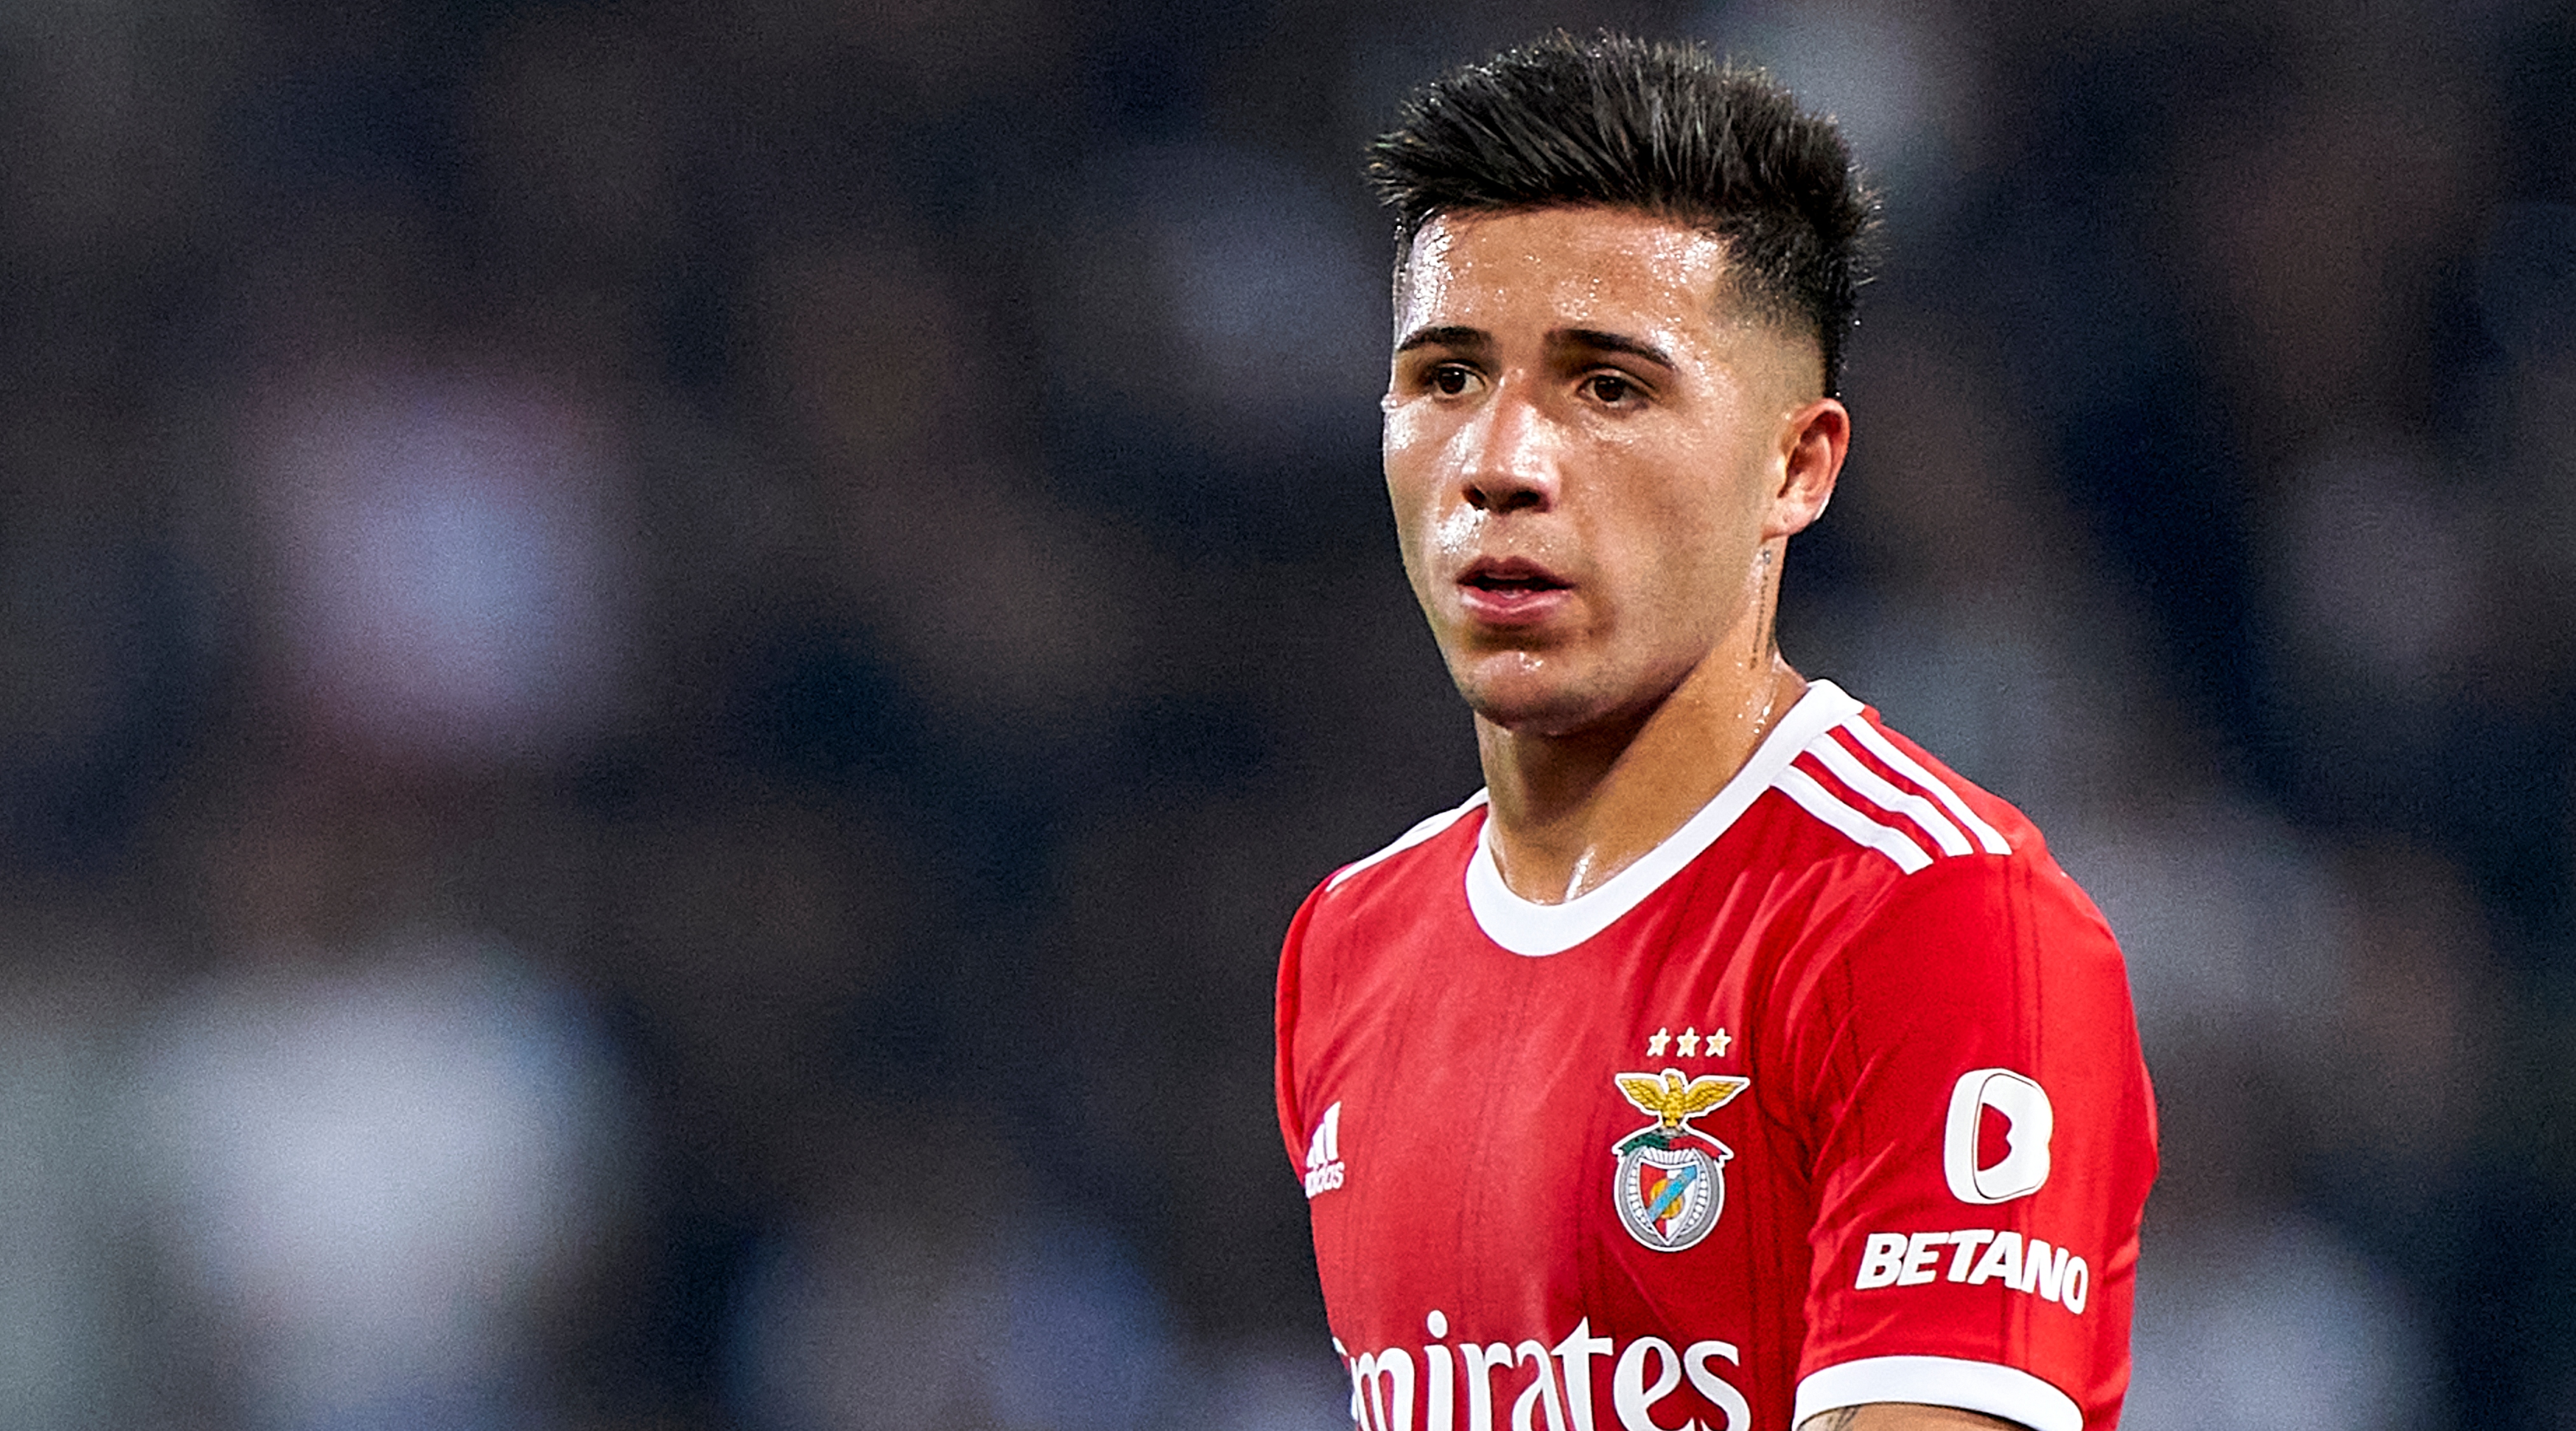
[1799,1404,2024,1431]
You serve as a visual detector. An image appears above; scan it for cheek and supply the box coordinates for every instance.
[1622,477,1766,604]
[1424,503,1480,570]
[1380,467,1436,590]
[1381,403,1440,480]
[1381,418,1448,536]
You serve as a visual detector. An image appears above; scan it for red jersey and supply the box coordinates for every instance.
[1275,681,2157,1431]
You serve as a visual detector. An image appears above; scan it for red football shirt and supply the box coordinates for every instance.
[1275,681,2157,1431]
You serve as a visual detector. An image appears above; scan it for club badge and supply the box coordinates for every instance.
[1612,1068,1750,1252]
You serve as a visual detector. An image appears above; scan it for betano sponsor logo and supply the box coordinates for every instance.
[1336,1311,1751,1431]
[1853,1229,2091,1314]
[1942,1068,2052,1205]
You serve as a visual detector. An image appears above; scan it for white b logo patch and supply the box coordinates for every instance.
[1944,1068,2052,1204]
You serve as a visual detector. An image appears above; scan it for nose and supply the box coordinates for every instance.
[1457,384,1557,514]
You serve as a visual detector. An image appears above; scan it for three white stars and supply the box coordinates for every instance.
[1642,1025,1731,1058]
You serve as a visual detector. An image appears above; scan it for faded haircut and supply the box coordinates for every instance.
[1367,32,1878,396]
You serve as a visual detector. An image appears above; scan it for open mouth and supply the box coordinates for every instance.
[1464,572,1568,593]
[1460,558,1570,593]
[1456,558,1572,624]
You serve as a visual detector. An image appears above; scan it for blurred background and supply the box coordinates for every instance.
[0,0,2569,1426]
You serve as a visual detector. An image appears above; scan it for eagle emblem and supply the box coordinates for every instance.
[1610,1068,1750,1252]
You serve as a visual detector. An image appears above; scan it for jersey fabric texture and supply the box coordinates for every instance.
[1275,681,2157,1431]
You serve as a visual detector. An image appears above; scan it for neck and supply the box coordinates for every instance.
[1477,636,1801,907]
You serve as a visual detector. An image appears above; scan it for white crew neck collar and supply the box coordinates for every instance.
[1464,679,1866,957]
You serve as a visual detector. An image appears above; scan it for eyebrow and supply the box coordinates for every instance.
[1394,324,1488,355]
[1556,328,1676,371]
[1390,324,1677,373]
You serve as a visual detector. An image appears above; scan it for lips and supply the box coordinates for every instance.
[1456,556,1573,625]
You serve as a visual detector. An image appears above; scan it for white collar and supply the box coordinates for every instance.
[1464,680,1866,956]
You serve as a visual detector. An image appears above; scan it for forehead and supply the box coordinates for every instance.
[1395,207,1735,336]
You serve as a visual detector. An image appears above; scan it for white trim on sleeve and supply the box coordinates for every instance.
[1793,1356,2081,1431]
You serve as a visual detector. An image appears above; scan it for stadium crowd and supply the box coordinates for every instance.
[0,0,2568,1426]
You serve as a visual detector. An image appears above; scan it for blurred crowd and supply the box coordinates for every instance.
[0,0,2570,1427]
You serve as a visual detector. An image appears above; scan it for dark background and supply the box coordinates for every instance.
[0,1,2570,1427]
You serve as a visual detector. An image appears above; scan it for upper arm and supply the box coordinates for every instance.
[1275,881,1330,1170]
[1786,856,2157,1430]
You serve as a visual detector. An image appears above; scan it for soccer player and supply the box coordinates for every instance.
[1273,35,2157,1431]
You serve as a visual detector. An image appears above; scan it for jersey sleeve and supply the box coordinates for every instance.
[1780,851,2157,1431]
[1275,880,1330,1175]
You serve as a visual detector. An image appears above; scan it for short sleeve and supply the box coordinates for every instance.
[1275,880,1329,1173]
[1782,852,2157,1430]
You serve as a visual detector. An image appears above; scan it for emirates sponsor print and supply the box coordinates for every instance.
[1338,1313,1753,1431]
[1610,1069,1749,1252]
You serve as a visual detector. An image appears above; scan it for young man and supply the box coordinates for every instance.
[1274,36,2157,1431]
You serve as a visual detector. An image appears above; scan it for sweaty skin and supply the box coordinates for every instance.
[1383,206,1834,905]
[1381,206,2017,1431]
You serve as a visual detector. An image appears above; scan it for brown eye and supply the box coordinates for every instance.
[1431,365,1473,396]
[1586,373,1638,405]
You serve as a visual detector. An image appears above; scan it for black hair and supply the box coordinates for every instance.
[1367,32,1878,396]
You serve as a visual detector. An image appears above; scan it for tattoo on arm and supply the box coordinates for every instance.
[1801,1411,1860,1431]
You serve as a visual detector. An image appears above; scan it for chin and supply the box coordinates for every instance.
[1448,646,1696,739]
[1452,667,1622,738]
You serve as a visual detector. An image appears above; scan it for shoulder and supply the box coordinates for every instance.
[1314,789,1489,902]
[1765,705,2152,1180]
[1758,685,2126,1014]
[1275,790,1488,1099]
[1759,681,2039,883]
[1277,790,1486,978]
[1747,683,2123,962]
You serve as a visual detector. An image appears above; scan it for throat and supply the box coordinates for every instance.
[1479,656,1801,904]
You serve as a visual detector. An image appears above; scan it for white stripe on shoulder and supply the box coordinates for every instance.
[1838,716,2012,855]
[1807,730,1973,857]
[1773,765,1933,874]
[1326,790,1489,890]
[1462,681,1864,958]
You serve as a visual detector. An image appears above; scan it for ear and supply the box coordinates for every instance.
[1765,396,1848,540]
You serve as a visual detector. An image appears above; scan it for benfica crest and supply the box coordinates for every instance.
[1611,1068,1751,1252]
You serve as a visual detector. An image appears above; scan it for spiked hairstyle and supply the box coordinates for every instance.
[1367,33,1878,396]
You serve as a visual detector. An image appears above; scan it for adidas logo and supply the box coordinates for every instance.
[1303,1101,1346,1199]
